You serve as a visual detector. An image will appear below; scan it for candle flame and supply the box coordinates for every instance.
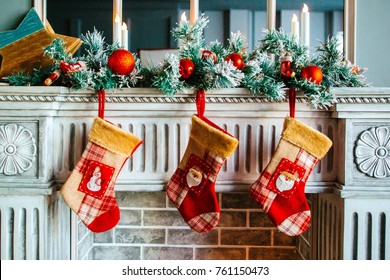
[292,14,298,22]
[302,4,308,13]
[181,12,187,22]
[122,22,127,30]
[115,14,121,22]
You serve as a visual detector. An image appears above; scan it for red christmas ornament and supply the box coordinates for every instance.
[225,53,244,70]
[201,49,217,64]
[301,65,323,84]
[107,49,135,75]
[179,58,195,79]
[280,53,296,78]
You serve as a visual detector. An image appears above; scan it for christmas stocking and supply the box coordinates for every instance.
[167,114,238,232]
[250,117,332,236]
[61,117,142,233]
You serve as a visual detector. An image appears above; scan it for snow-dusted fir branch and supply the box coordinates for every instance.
[79,28,114,71]
[203,60,244,90]
[43,38,74,64]
[172,14,208,53]
[152,53,185,95]
[291,78,335,109]
[255,29,309,68]
[242,55,285,101]
[313,36,368,88]
[227,31,246,54]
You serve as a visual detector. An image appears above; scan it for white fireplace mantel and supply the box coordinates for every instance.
[1,86,390,260]
[1,86,389,192]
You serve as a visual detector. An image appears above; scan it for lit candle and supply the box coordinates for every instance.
[291,14,299,44]
[113,14,122,45]
[113,0,122,44]
[301,3,310,49]
[190,0,199,25]
[122,22,128,50]
[178,12,187,47]
[180,12,187,25]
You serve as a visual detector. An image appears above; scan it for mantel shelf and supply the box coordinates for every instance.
[1,86,390,261]
[0,85,389,194]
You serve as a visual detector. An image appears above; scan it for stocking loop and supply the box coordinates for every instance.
[98,89,106,119]
[196,89,206,118]
[288,87,296,118]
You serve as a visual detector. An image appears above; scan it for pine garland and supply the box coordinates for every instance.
[151,54,184,96]
[6,15,367,110]
[164,14,247,93]
[242,55,285,101]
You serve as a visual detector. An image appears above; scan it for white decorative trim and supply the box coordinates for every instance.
[0,92,390,104]
[336,97,390,104]
[355,126,390,178]
[0,124,37,176]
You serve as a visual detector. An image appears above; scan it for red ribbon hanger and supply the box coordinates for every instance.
[196,89,206,118]
[288,87,296,118]
[98,89,106,119]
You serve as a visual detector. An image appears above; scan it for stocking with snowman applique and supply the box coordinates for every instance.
[60,90,142,233]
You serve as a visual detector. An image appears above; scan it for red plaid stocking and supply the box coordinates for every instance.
[250,117,332,236]
[167,115,238,232]
[61,117,142,232]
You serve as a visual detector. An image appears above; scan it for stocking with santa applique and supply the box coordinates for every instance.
[250,117,332,236]
[61,116,142,233]
[166,90,239,233]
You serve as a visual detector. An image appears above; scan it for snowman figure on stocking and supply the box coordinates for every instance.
[87,166,102,192]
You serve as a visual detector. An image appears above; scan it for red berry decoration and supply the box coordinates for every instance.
[225,53,244,70]
[201,49,217,64]
[107,49,135,75]
[351,65,359,74]
[179,58,195,80]
[301,65,323,84]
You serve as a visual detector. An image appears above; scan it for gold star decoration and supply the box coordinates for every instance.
[0,8,82,77]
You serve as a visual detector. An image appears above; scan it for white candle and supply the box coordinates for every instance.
[190,0,199,25]
[180,12,187,25]
[114,14,122,45]
[113,0,122,44]
[301,3,310,49]
[113,0,122,19]
[291,14,299,44]
[122,22,128,50]
[267,0,276,30]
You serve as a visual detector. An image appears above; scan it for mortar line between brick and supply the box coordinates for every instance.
[141,209,144,227]
[92,243,298,249]
[115,225,276,230]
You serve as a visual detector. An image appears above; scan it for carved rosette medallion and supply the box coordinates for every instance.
[0,124,37,175]
[355,126,390,178]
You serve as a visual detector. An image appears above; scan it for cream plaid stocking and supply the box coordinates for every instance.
[61,117,142,233]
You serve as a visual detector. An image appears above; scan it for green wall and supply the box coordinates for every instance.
[0,0,33,31]
[356,0,390,86]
